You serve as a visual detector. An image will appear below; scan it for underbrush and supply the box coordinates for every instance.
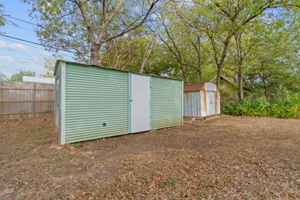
[222,99,300,118]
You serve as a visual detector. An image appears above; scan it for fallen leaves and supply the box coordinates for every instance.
[1,116,299,199]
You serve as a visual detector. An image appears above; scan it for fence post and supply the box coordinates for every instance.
[32,83,36,118]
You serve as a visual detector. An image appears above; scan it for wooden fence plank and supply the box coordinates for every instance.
[0,88,54,91]
[0,81,55,120]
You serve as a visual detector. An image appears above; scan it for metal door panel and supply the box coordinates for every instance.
[206,91,216,115]
[131,74,150,133]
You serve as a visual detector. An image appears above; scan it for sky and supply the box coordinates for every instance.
[0,0,73,79]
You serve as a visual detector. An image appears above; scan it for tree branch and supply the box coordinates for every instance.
[105,0,159,42]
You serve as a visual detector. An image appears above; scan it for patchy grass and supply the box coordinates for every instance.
[0,116,299,199]
[159,177,177,189]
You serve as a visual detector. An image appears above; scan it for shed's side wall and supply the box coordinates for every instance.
[184,91,201,117]
[54,62,61,129]
[151,77,182,129]
[64,64,128,143]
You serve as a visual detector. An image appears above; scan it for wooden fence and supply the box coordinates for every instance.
[0,81,55,120]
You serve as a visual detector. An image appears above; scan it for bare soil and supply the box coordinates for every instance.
[0,115,299,199]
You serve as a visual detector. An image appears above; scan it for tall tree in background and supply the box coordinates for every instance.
[25,0,159,65]
[41,55,64,78]
[178,0,299,86]
[139,1,168,73]
[244,15,300,101]
[157,2,209,83]
[22,0,299,102]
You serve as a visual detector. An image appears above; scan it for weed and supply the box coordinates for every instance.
[255,184,265,195]
[159,177,177,189]
[41,109,52,114]
[197,182,208,199]
[139,175,150,185]
[118,181,137,193]
[77,179,92,191]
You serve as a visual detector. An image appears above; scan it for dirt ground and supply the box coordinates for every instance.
[0,115,299,200]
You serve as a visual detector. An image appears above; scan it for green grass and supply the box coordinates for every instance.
[159,177,177,189]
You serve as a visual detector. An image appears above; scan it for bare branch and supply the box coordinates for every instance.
[105,0,159,42]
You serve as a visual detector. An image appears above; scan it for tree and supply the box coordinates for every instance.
[243,17,300,101]
[157,2,209,83]
[101,37,147,70]
[25,0,159,65]
[0,71,7,81]
[177,0,299,86]
[233,4,300,101]
[100,35,179,79]
[0,3,5,27]
[42,59,55,78]
[232,27,260,100]
[23,0,299,104]
[10,71,35,82]
[41,55,64,78]
[139,1,169,73]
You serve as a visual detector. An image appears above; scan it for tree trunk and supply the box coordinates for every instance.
[198,69,203,83]
[140,16,165,73]
[210,34,231,88]
[234,67,239,85]
[262,73,269,101]
[234,33,245,101]
[180,63,187,83]
[90,42,101,65]
[216,65,222,87]
[238,67,244,100]
[196,35,203,82]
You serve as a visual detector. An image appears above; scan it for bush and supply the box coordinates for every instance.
[222,99,300,118]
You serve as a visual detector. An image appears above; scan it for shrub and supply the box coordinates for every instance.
[222,98,300,118]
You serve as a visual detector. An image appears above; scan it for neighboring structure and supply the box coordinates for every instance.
[184,82,220,117]
[54,60,183,144]
[213,75,237,103]
[23,76,55,84]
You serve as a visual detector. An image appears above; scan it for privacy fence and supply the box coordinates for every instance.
[0,81,54,120]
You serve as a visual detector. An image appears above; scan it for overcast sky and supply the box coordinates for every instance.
[0,0,73,79]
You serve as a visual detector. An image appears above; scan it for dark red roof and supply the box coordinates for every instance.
[184,83,205,93]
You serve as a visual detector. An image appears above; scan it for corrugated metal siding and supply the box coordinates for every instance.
[64,64,128,143]
[206,91,216,115]
[183,82,220,117]
[151,77,182,129]
[184,91,201,117]
[54,63,61,128]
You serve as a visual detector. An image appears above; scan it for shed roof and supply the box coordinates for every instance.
[184,82,218,93]
[184,83,205,93]
[54,60,182,81]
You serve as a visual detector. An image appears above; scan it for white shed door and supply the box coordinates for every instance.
[131,74,151,133]
[207,91,216,115]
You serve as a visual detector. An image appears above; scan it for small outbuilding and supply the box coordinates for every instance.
[54,60,183,144]
[184,82,220,117]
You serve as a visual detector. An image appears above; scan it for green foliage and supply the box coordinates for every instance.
[23,0,299,102]
[0,3,5,26]
[159,177,177,189]
[25,0,157,63]
[10,71,36,82]
[222,98,300,118]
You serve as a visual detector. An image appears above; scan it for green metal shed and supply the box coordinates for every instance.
[54,60,183,144]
